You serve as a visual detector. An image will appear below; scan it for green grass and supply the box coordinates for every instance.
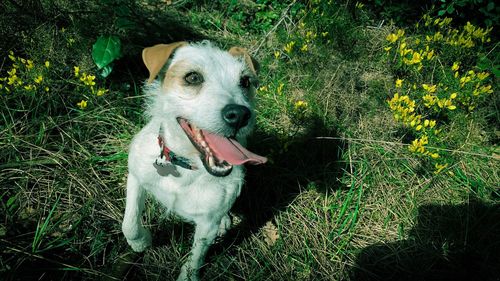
[1,0,499,280]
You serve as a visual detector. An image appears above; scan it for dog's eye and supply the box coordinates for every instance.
[240,76,251,88]
[185,72,204,85]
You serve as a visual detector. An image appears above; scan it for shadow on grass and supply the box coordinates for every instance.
[208,116,348,255]
[351,200,500,281]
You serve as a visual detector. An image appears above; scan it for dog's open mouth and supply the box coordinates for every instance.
[177,118,267,177]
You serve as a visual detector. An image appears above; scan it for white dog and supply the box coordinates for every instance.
[122,41,267,281]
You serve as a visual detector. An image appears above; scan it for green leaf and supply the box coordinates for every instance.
[446,4,455,13]
[99,65,113,78]
[492,67,500,78]
[92,35,122,70]
[486,1,494,11]
[438,9,446,16]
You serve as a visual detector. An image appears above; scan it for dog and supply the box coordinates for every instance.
[122,41,267,281]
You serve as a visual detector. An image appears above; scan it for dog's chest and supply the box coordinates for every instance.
[146,167,244,220]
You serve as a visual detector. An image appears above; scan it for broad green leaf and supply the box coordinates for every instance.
[492,67,500,78]
[92,35,122,70]
[486,2,494,11]
[99,65,113,78]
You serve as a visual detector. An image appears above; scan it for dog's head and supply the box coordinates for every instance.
[143,41,266,176]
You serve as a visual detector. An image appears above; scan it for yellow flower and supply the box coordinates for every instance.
[34,75,43,84]
[96,88,108,96]
[45,87,49,92]
[450,92,457,99]
[300,44,308,52]
[410,52,422,64]
[74,66,80,77]
[451,62,460,71]
[416,124,423,131]
[77,100,88,109]
[434,163,448,174]
[45,61,50,68]
[8,51,16,62]
[386,33,398,43]
[276,83,284,95]
[26,60,34,70]
[294,100,308,110]
[477,72,490,80]
[321,32,329,37]
[284,41,295,54]
[426,50,434,60]
[274,51,281,59]
[384,46,392,52]
[422,84,437,93]
[429,120,436,128]
[430,153,439,159]
[7,68,16,77]
[24,84,35,91]
[395,79,403,88]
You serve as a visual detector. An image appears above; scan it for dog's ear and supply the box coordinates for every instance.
[229,47,260,75]
[142,42,188,83]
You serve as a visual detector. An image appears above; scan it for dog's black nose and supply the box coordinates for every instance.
[222,104,251,130]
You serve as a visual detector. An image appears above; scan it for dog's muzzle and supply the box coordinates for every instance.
[177,117,267,177]
[222,104,251,131]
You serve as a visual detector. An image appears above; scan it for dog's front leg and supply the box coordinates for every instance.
[177,218,221,281]
[122,174,152,252]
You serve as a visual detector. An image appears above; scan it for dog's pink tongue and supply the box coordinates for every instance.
[203,131,267,165]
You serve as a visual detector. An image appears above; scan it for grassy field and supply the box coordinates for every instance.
[1,1,499,280]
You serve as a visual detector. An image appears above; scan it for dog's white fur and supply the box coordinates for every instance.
[122,41,259,281]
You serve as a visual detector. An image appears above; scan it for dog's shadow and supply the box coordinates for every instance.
[350,199,500,281]
[208,116,348,255]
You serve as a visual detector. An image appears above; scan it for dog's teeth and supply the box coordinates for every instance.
[208,156,215,167]
[201,140,207,147]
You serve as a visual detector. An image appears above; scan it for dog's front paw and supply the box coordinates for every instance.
[125,228,152,252]
[217,214,232,237]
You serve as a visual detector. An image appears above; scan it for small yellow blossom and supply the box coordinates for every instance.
[395,79,403,88]
[300,44,308,52]
[477,72,490,80]
[276,83,285,94]
[24,85,35,91]
[386,33,398,43]
[96,88,108,96]
[34,75,43,84]
[294,100,308,111]
[451,62,460,71]
[434,163,448,174]
[422,84,437,93]
[274,51,281,59]
[284,41,295,54]
[45,61,50,68]
[77,100,88,109]
[26,60,34,70]
[74,66,80,77]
